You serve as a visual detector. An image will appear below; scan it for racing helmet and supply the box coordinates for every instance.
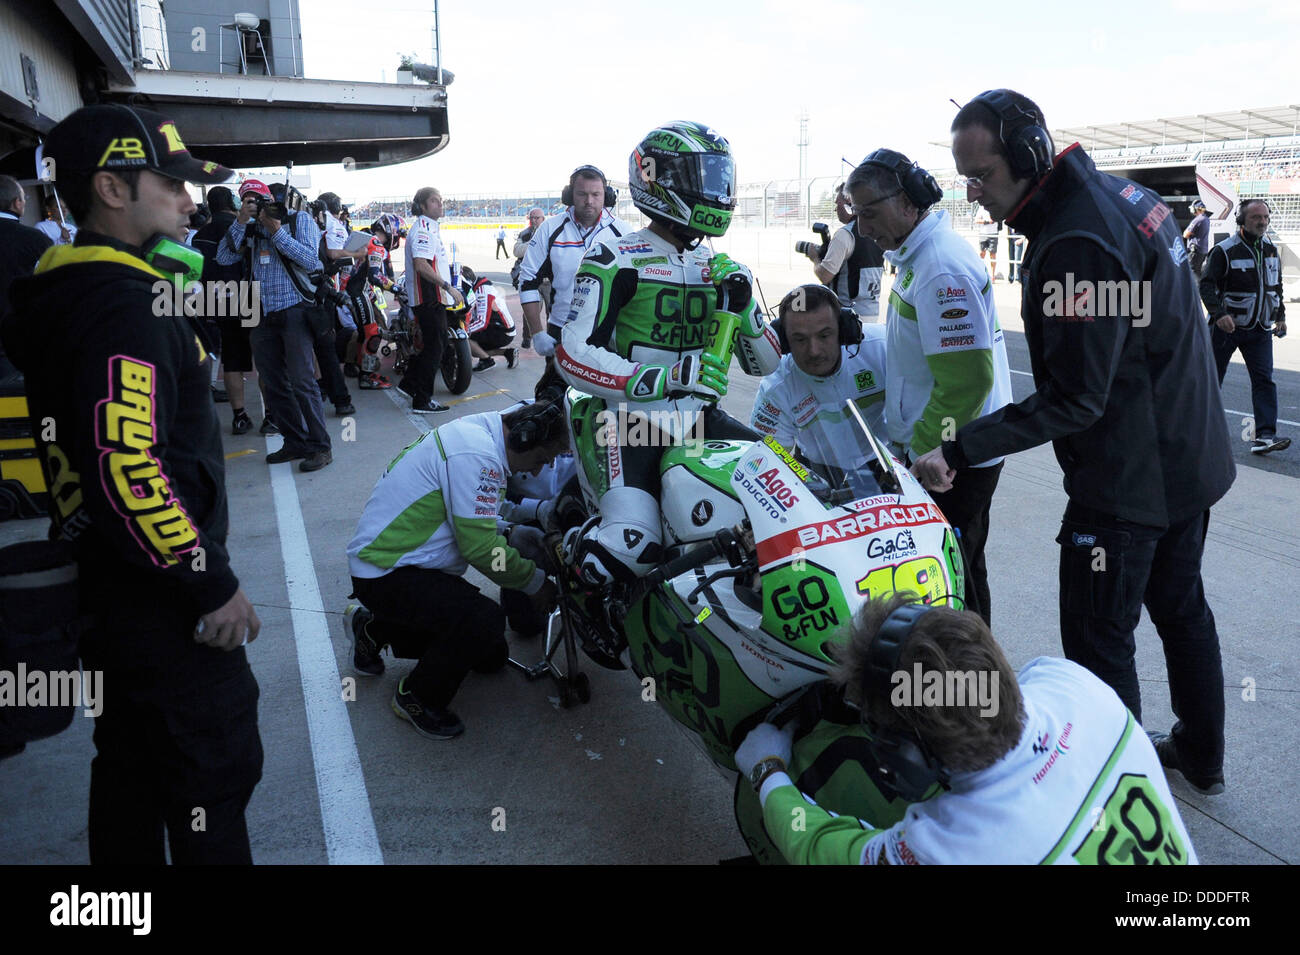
[372,213,400,249]
[628,121,737,239]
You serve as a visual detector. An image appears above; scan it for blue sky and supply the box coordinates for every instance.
[299,0,1299,204]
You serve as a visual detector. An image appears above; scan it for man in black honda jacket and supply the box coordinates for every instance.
[1,105,264,862]
[913,89,1235,797]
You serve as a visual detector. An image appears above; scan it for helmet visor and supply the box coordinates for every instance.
[655,152,736,207]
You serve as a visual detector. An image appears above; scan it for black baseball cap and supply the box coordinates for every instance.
[44,104,232,184]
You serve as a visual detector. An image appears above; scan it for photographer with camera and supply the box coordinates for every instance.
[216,179,333,471]
[799,185,885,322]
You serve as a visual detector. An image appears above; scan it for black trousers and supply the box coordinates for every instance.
[929,461,1002,625]
[87,652,262,865]
[400,302,447,404]
[1057,503,1224,776]
[313,318,351,406]
[351,567,507,709]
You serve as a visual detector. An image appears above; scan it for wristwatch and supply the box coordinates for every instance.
[748,756,788,792]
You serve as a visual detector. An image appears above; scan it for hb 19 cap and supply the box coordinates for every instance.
[43,104,232,184]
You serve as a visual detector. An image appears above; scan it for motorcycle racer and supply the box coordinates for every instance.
[344,214,400,389]
[556,121,781,585]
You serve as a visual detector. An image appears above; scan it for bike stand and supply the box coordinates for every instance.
[506,606,591,707]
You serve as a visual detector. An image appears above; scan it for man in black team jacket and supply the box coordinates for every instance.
[913,89,1235,796]
[1,105,264,863]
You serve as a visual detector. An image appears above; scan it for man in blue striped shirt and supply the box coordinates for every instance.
[217,180,332,471]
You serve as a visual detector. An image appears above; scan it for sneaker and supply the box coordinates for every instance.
[411,399,449,414]
[505,347,518,369]
[1147,731,1224,795]
[359,373,393,390]
[299,450,333,472]
[211,385,229,403]
[521,334,532,350]
[260,416,280,436]
[473,357,496,372]
[345,604,385,676]
[1250,435,1291,454]
[334,402,356,416]
[391,677,464,740]
[266,447,307,464]
[232,410,253,435]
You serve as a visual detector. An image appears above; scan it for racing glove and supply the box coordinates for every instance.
[531,329,557,357]
[709,253,753,315]
[624,353,729,402]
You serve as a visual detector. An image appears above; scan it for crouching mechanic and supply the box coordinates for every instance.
[753,283,887,472]
[736,592,1198,865]
[460,266,519,371]
[556,121,781,585]
[345,401,567,738]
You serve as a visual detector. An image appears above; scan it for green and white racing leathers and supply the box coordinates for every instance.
[556,227,781,583]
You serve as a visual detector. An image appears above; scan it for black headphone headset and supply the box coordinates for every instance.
[561,165,617,209]
[968,89,1055,181]
[772,284,863,354]
[860,149,943,210]
[505,400,568,453]
[860,601,951,802]
[1236,197,1271,226]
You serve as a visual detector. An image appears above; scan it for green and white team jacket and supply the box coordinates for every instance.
[751,326,888,468]
[884,210,1011,464]
[758,657,1198,865]
[555,227,781,436]
[347,411,544,594]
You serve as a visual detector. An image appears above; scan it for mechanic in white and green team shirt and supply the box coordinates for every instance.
[846,149,1012,625]
[752,283,888,473]
[555,120,782,586]
[345,400,568,739]
[736,593,1198,865]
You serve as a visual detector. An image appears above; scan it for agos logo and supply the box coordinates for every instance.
[936,286,966,302]
[754,468,799,510]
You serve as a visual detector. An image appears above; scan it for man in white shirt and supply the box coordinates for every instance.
[735,593,1198,865]
[752,284,887,472]
[34,194,76,245]
[517,165,633,357]
[397,186,464,414]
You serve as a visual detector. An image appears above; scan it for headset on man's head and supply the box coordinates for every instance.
[505,399,568,453]
[1236,197,1272,226]
[967,89,1055,181]
[561,165,617,209]
[859,149,943,209]
[860,601,952,802]
[771,284,863,353]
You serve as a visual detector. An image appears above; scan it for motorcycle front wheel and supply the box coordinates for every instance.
[441,335,473,395]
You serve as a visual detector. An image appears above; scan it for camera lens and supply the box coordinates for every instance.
[794,241,813,254]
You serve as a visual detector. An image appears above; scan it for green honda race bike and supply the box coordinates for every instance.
[521,317,969,861]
